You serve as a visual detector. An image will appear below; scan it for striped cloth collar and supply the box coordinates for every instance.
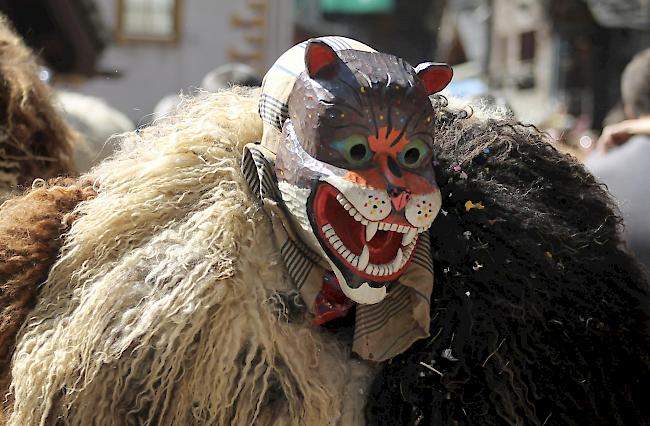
[242,143,434,362]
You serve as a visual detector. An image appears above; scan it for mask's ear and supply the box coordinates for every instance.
[305,40,340,79]
[415,62,453,95]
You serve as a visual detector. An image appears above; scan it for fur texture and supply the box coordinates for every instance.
[2,90,648,425]
[0,178,95,424]
[367,100,650,425]
[6,89,366,425]
[0,17,77,200]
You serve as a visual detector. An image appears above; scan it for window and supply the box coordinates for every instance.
[520,31,536,62]
[116,0,181,43]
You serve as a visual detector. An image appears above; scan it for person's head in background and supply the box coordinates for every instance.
[621,48,650,120]
[201,63,261,92]
[594,48,650,154]
[153,63,261,121]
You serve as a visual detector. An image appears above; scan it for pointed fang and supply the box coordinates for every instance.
[366,221,379,242]
[394,248,403,268]
[358,245,370,270]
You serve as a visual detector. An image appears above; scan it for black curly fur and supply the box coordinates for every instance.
[366,105,650,426]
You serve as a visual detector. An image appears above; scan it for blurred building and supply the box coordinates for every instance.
[294,0,444,66]
[2,0,648,132]
[486,0,554,124]
[55,0,292,124]
[438,0,650,134]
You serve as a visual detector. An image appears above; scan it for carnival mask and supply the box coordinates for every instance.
[274,40,452,304]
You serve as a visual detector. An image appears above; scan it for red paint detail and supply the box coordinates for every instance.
[313,183,415,282]
[360,126,439,194]
[344,168,437,197]
[305,41,338,78]
[312,271,354,326]
[391,191,411,211]
[343,167,438,195]
[368,128,409,157]
[416,63,453,95]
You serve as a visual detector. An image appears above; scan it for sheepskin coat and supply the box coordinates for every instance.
[5,89,372,426]
[0,179,95,426]
[2,88,648,426]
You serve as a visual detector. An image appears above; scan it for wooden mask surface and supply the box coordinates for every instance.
[274,39,452,304]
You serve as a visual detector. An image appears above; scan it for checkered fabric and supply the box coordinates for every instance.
[258,36,376,153]
[242,143,434,362]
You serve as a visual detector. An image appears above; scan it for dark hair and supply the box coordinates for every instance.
[0,17,77,186]
[622,48,650,118]
[366,103,650,425]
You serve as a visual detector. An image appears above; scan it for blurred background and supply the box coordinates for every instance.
[0,0,648,265]
[0,0,648,155]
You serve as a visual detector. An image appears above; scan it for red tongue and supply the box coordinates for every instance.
[365,229,400,264]
[313,184,403,265]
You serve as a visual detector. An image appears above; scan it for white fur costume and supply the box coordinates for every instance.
[8,89,372,425]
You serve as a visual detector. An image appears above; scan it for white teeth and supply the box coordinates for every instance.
[323,195,426,278]
[336,192,412,234]
[366,221,378,242]
[402,227,417,246]
[358,245,370,270]
[394,248,403,268]
[356,242,415,277]
[323,224,337,239]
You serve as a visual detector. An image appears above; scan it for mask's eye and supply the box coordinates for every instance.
[398,139,430,169]
[334,135,372,166]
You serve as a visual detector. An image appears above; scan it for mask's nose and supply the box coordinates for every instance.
[387,183,411,211]
[375,153,411,211]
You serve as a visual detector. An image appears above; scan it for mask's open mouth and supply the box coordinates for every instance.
[310,183,424,283]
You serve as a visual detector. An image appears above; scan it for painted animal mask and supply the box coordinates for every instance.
[274,40,452,304]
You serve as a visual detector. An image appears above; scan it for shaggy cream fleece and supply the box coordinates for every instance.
[8,88,371,425]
